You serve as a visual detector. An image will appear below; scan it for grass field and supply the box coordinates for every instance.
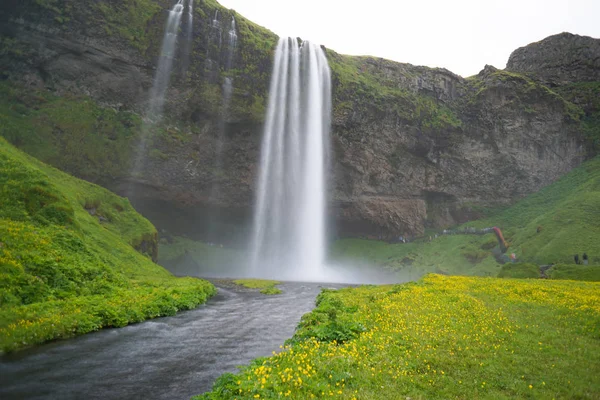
[197,274,600,399]
[0,138,215,353]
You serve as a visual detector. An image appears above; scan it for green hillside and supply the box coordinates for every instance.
[0,138,215,353]
[332,156,600,276]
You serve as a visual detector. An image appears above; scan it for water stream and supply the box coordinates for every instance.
[0,282,344,400]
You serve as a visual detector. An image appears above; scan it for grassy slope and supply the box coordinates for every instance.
[332,156,600,276]
[198,274,600,399]
[547,264,600,281]
[0,138,215,352]
[0,81,141,183]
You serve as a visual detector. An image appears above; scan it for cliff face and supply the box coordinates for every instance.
[1,1,597,240]
[506,32,600,86]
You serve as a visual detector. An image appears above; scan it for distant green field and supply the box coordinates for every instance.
[548,264,600,281]
[497,263,540,279]
[0,138,215,353]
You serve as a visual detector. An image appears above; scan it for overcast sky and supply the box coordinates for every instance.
[216,0,600,77]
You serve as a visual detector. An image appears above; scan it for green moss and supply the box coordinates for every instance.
[0,82,139,183]
[0,138,216,352]
[94,0,161,52]
[555,82,600,150]
[328,52,463,133]
[466,69,586,123]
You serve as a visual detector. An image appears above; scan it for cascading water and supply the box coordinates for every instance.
[180,0,194,76]
[250,37,331,280]
[206,15,238,240]
[211,10,222,47]
[187,0,193,33]
[148,0,185,117]
[130,0,185,181]
[226,16,237,70]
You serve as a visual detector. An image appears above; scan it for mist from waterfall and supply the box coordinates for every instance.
[250,37,332,281]
[206,15,238,240]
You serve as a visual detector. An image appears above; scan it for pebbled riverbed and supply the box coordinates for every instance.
[0,281,344,400]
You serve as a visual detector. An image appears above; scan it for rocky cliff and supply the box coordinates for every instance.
[1,1,598,241]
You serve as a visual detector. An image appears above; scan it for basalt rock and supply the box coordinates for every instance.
[506,32,600,86]
[0,1,597,240]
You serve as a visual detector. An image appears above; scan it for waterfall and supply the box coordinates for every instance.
[250,37,331,280]
[211,10,222,47]
[206,15,238,240]
[148,0,185,117]
[131,0,184,182]
[180,0,194,76]
[187,0,193,29]
[226,16,237,70]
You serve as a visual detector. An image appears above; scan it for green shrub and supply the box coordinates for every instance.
[497,263,540,279]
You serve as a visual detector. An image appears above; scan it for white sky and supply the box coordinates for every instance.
[217,0,600,77]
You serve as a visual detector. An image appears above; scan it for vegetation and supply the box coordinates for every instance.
[333,156,600,274]
[94,0,162,52]
[497,263,540,279]
[0,138,216,353]
[330,235,500,279]
[555,81,600,151]
[328,52,463,134]
[198,274,600,399]
[466,156,600,265]
[547,264,600,282]
[465,69,585,123]
[0,82,139,183]
[234,279,282,295]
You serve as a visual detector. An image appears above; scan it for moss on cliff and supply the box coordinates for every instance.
[328,52,463,133]
[466,69,585,123]
[95,0,162,52]
[0,81,139,183]
[554,81,600,150]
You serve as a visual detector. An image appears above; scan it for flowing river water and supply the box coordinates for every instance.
[0,281,345,399]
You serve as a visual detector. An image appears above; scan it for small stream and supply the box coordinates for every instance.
[0,281,344,400]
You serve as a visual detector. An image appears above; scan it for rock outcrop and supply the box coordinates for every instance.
[506,32,600,86]
[0,1,597,241]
